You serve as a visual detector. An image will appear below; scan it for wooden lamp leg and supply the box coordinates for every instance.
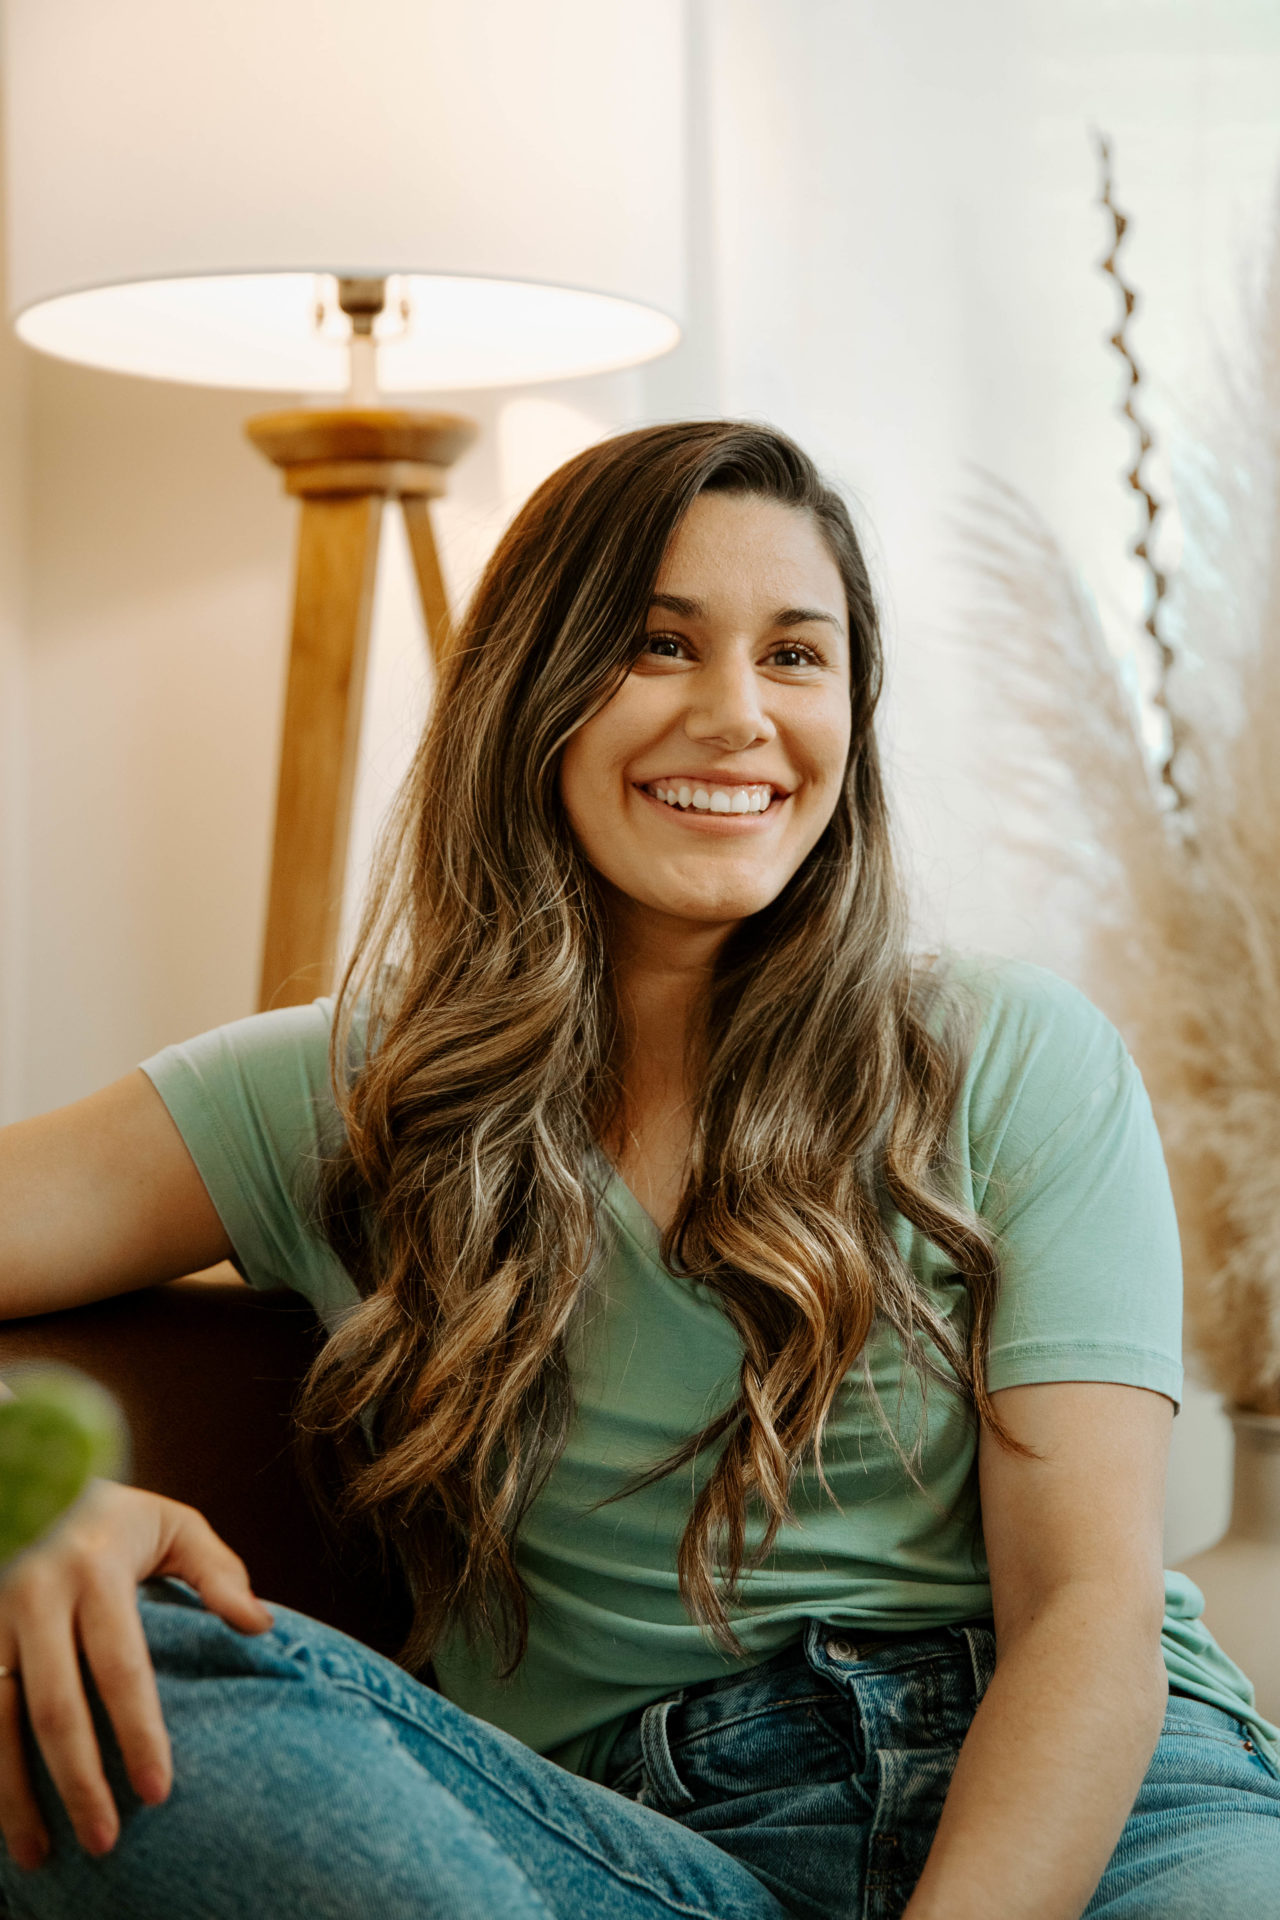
[400,493,455,663]
[247,408,478,1011]
[258,491,382,1009]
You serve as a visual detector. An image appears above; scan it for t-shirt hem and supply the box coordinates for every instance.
[987,1340,1182,1410]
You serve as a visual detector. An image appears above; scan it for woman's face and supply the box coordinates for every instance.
[559,492,853,942]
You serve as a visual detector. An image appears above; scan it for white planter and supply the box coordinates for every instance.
[1177,1408,1280,1723]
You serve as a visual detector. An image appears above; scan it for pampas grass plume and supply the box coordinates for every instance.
[954,193,1280,1415]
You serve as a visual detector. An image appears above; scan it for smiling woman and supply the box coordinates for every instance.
[556,486,858,1264]
[0,421,1278,1920]
[560,492,852,930]
[301,423,1019,1672]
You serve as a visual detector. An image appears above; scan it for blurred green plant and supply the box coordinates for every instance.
[0,1370,128,1566]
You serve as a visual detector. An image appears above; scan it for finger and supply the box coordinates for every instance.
[77,1576,171,1808]
[14,1605,120,1855]
[0,1658,49,1872]
[156,1506,273,1635]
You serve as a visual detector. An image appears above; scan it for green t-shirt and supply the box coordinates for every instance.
[139,949,1279,1776]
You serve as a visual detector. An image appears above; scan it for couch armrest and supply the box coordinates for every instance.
[0,1269,411,1660]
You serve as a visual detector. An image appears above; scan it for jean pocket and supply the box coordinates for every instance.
[665,1687,865,1821]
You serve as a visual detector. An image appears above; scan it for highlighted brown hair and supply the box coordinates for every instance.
[296,419,1009,1676]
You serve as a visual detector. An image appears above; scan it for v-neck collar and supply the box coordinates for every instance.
[585,1143,663,1256]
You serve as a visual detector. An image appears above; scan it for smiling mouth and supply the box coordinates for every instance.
[633,780,788,824]
[637,779,785,816]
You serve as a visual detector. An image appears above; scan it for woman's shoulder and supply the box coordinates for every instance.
[930,945,1127,1052]
[138,993,366,1313]
[138,992,364,1210]
[143,992,369,1097]
[923,946,1137,1180]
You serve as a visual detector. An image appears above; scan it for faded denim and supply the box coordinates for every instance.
[1,1580,1277,1918]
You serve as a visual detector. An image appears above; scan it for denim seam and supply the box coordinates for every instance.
[1161,1721,1271,1752]
[669,1698,860,1770]
[665,1689,838,1745]
[323,1676,734,1920]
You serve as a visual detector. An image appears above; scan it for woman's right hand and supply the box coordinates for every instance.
[0,1479,273,1871]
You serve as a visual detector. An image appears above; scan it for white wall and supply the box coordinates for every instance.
[7,0,1279,1553]
[0,83,26,1127]
[697,0,1280,975]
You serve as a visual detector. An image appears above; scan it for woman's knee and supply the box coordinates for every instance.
[3,1707,549,1920]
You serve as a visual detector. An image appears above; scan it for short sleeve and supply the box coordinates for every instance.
[955,956,1184,1408]
[139,998,362,1328]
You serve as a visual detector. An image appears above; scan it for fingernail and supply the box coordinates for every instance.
[136,1765,169,1805]
[86,1819,117,1856]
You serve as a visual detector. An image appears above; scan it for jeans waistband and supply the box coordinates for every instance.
[604,1615,998,1807]
[682,1616,994,1698]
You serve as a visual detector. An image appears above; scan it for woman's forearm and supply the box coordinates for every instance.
[901,1589,1168,1920]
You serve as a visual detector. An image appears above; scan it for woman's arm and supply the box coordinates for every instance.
[0,1074,267,1869]
[902,1380,1172,1920]
[0,1071,232,1318]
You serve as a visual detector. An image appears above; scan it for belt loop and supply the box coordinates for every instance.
[639,1693,695,1813]
[961,1621,996,1703]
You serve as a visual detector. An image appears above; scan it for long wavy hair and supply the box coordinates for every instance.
[296,418,1012,1677]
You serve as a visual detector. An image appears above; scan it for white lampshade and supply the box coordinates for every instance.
[1,0,686,392]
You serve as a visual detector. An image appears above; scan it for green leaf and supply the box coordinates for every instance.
[0,1370,128,1565]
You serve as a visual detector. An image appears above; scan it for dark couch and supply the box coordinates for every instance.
[0,1269,411,1659]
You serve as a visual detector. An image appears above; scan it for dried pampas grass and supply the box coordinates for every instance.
[955,173,1280,1415]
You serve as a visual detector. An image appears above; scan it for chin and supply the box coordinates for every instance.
[660,887,780,923]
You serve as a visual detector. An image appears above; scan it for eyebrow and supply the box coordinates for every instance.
[647,591,844,632]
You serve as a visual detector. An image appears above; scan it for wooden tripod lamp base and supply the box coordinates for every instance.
[247,408,478,1011]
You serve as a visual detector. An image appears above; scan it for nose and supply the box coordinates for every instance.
[683,651,775,753]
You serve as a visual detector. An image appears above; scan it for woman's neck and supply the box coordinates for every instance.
[604,903,729,1143]
[611,918,724,1081]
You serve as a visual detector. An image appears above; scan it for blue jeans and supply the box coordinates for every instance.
[1,1579,1278,1919]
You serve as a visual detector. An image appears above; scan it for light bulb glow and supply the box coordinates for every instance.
[15,272,681,393]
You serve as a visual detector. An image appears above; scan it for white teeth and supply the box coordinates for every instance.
[646,781,776,814]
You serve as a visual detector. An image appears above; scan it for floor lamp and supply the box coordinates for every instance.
[2,0,686,1007]
[247,394,478,1004]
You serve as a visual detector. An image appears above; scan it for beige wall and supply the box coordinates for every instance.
[21,364,291,1107]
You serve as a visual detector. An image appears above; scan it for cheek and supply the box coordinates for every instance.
[560,691,653,803]
[557,722,629,853]
[558,722,607,807]
[797,706,852,785]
